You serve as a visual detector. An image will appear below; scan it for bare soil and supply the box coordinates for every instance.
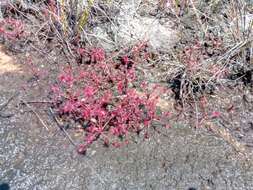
[0,46,253,190]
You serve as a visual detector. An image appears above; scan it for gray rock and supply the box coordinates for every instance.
[90,0,178,52]
[116,16,178,52]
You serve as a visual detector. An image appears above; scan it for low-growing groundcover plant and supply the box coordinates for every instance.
[51,44,169,154]
[0,1,169,154]
[0,18,25,40]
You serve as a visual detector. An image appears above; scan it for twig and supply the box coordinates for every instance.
[24,100,54,104]
[205,121,247,154]
[0,4,3,19]
[0,92,19,111]
[189,0,206,35]
[49,108,77,147]
[21,100,49,131]
[49,109,106,185]
[102,116,114,131]
[191,89,199,128]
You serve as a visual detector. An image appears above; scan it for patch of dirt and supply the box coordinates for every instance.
[0,46,22,75]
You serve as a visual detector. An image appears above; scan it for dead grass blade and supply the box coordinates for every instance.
[49,108,77,147]
[0,92,19,111]
[21,100,49,131]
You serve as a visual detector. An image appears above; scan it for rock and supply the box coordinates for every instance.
[116,0,178,52]
[91,0,178,52]
[91,26,116,51]
[116,16,178,52]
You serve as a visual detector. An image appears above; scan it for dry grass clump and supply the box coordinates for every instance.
[0,1,120,51]
[156,0,252,103]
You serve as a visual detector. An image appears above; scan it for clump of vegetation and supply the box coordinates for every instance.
[51,43,168,153]
[0,18,25,40]
[155,0,252,125]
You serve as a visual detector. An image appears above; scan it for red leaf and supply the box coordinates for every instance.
[83,86,96,97]
[77,144,87,154]
[117,81,124,94]
[90,48,105,62]
[211,111,221,118]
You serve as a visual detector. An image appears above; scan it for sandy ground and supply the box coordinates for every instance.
[0,47,253,190]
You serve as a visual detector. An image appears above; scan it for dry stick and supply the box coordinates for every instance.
[189,0,206,35]
[21,100,49,131]
[207,40,250,85]
[49,108,107,186]
[45,14,75,63]
[49,109,107,185]
[205,121,247,154]
[25,100,54,104]
[0,92,19,111]
[155,94,247,155]
[0,92,18,118]
[192,94,199,128]
[49,108,77,147]
[0,4,3,19]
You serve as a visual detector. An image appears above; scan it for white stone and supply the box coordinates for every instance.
[115,0,178,51]
[91,0,178,52]
[116,16,178,52]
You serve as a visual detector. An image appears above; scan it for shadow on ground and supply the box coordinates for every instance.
[0,183,10,190]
